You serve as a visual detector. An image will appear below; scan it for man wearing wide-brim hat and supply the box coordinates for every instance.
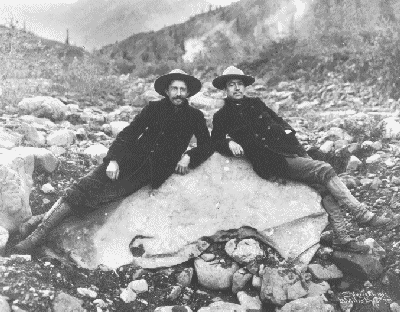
[13,69,212,253]
[211,66,396,254]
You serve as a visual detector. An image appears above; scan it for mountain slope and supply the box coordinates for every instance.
[1,0,216,49]
[98,0,400,74]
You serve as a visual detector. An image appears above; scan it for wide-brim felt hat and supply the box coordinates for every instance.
[154,69,202,97]
[212,66,255,90]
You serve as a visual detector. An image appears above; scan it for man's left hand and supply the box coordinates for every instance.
[175,154,190,175]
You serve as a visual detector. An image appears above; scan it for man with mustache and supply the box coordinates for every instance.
[14,69,212,253]
[211,66,395,254]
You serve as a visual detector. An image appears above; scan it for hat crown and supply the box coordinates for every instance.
[222,66,245,76]
[168,69,188,75]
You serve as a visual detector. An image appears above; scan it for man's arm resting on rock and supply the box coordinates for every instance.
[185,112,213,168]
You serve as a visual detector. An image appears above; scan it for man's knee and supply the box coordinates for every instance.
[314,161,336,185]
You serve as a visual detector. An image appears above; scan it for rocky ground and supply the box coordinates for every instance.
[2,74,400,311]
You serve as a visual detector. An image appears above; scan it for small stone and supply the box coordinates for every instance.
[366,153,381,164]
[237,291,262,310]
[252,275,262,289]
[177,268,194,287]
[154,306,193,312]
[232,269,252,293]
[76,287,97,298]
[127,279,148,294]
[119,288,137,303]
[390,302,400,312]
[41,183,55,194]
[308,263,343,280]
[364,280,373,288]
[166,285,182,301]
[200,253,215,262]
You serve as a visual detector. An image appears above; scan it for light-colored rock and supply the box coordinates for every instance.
[0,226,9,256]
[390,302,400,312]
[19,115,55,129]
[225,238,264,264]
[48,146,66,156]
[308,264,343,280]
[232,269,252,293]
[0,128,23,149]
[325,127,353,142]
[237,291,262,310]
[177,268,194,287]
[306,281,330,297]
[53,292,84,312]
[198,301,247,312]
[83,144,108,164]
[280,296,329,312]
[154,306,192,312]
[76,287,97,298]
[371,141,383,150]
[319,141,334,154]
[0,295,10,312]
[41,183,55,194]
[260,268,292,306]
[252,275,262,288]
[19,122,46,146]
[127,279,148,293]
[189,94,225,110]
[287,281,308,300]
[201,253,215,262]
[119,287,136,303]
[364,238,386,259]
[380,117,400,139]
[110,121,129,137]
[18,96,67,121]
[166,285,182,301]
[46,153,327,269]
[346,155,362,171]
[46,129,75,146]
[0,149,33,232]
[194,258,239,290]
[12,147,59,174]
[366,153,381,164]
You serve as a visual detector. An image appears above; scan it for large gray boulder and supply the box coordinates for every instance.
[18,96,67,121]
[0,149,34,233]
[46,153,328,269]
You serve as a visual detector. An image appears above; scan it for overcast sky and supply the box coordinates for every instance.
[1,0,239,5]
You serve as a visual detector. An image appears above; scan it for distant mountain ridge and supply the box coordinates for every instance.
[1,0,214,49]
[97,0,400,74]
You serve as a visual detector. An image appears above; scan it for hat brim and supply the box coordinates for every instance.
[154,73,202,97]
[212,74,255,90]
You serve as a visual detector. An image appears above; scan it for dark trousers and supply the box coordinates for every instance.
[285,156,336,187]
[63,160,151,215]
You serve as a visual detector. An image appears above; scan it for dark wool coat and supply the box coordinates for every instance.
[103,98,212,189]
[211,96,308,179]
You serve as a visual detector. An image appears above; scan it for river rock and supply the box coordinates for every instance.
[46,153,327,269]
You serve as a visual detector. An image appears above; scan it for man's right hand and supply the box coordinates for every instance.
[229,141,244,157]
[106,160,120,180]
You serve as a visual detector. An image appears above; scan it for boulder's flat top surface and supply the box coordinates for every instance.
[48,153,327,269]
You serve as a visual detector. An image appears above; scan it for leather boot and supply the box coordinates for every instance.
[326,176,391,228]
[12,198,72,253]
[322,195,370,254]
